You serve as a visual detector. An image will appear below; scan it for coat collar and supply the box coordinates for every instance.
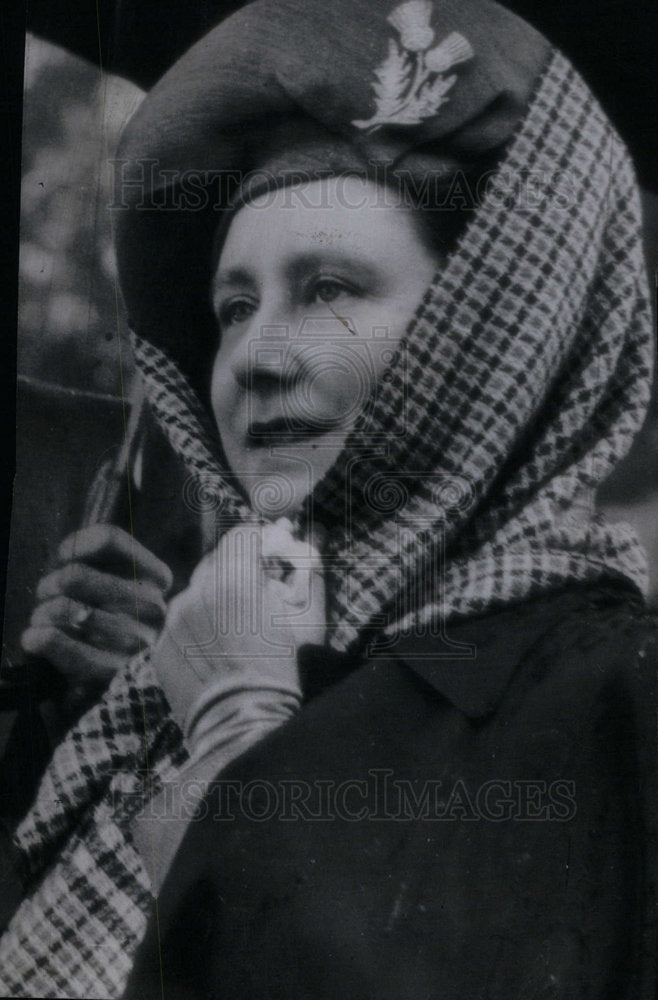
[300,585,636,721]
[379,606,542,720]
[370,586,618,719]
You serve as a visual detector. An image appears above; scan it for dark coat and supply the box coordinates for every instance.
[125,583,657,1000]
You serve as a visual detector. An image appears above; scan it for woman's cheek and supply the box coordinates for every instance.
[210,354,233,422]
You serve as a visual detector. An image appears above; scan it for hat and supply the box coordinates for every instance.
[115,0,549,401]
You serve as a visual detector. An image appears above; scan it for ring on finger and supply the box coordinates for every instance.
[69,604,94,637]
[261,556,295,582]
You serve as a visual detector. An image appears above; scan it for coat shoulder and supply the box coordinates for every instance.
[516,585,658,698]
[390,583,658,721]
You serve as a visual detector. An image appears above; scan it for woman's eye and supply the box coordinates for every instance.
[313,279,352,304]
[218,298,256,327]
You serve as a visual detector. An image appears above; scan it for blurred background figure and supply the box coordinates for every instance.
[19,35,143,397]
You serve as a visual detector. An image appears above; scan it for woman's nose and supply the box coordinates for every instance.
[228,307,299,394]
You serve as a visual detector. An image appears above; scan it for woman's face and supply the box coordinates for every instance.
[210,176,439,517]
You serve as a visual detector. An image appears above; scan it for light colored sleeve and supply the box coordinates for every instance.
[131,663,302,894]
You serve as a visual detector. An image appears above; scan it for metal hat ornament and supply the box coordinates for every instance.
[353,1,474,131]
[115,0,549,400]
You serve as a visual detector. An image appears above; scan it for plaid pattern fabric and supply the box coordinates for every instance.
[134,51,652,654]
[0,50,652,997]
[0,655,186,998]
[312,54,652,649]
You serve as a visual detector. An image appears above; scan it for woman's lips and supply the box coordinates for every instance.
[246,415,338,446]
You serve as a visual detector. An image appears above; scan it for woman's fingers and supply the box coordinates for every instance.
[273,567,310,608]
[20,626,131,685]
[35,563,168,625]
[260,518,297,559]
[259,520,323,593]
[151,519,326,723]
[29,596,159,654]
[268,565,326,648]
[21,528,172,689]
[260,518,321,567]
[56,525,173,592]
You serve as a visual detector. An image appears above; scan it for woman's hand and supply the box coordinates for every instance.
[152,518,326,730]
[21,525,173,687]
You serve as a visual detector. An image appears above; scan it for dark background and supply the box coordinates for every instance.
[1,2,25,643]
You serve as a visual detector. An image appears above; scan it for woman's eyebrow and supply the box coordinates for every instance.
[213,266,257,290]
[285,249,379,283]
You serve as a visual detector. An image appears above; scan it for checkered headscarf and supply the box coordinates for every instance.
[134,48,652,651]
[0,49,652,999]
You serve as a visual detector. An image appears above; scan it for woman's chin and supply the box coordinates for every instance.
[231,456,314,521]
[228,439,343,515]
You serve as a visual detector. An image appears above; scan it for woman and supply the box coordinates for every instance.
[1,0,656,996]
